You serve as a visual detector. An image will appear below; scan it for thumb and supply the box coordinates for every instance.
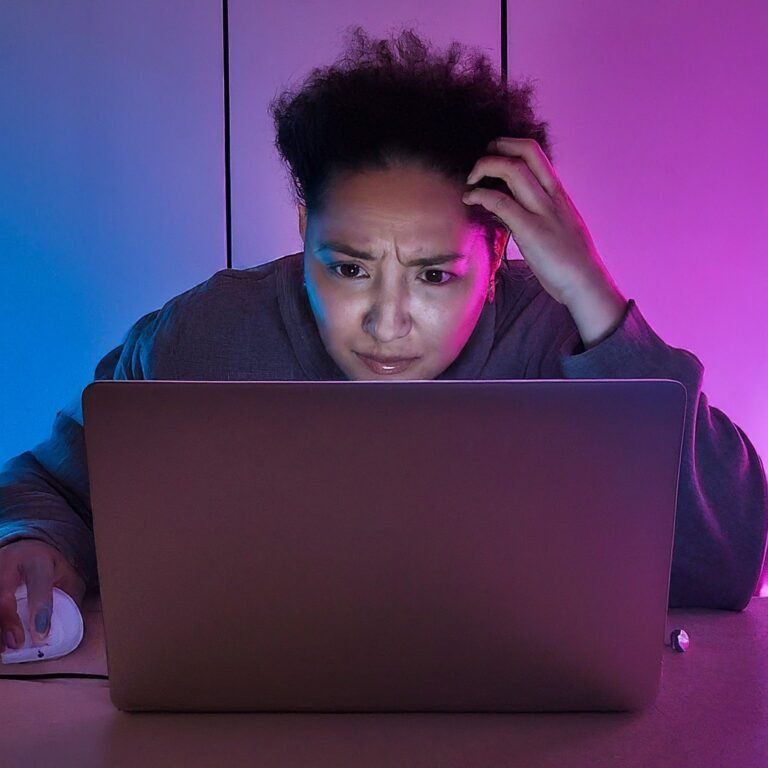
[24,557,55,645]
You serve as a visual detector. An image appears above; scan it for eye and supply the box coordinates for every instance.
[329,263,455,284]
[330,262,368,279]
[421,269,455,285]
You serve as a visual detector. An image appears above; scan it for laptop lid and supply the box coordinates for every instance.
[82,379,687,713]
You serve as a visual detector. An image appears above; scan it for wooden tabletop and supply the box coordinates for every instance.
[1,596,767,767]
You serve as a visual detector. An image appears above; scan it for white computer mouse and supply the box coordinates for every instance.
[0,584,84,664]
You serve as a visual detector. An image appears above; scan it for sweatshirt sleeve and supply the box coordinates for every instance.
[0,309,162,591]
[547,298,768,610]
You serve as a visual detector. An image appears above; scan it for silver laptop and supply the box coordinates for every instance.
[81,379,687,713]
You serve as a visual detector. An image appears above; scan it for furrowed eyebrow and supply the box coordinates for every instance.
[317,241,467,268]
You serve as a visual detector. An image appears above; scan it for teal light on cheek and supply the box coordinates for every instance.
[304,279,327,325]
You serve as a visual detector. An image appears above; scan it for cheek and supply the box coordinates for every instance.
[310,281,359,345]
[325,302,358,341]
[306,268,349,329]
[417,282,487,349]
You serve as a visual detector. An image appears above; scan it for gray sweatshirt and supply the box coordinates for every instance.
[1,252,766,609]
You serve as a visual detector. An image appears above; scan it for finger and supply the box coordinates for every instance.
[0,556,24,650]
[0,591,22,651]
[462,187,532,237]
[24,554,55,646]
[486,137,563,199]
[466,156,553,215]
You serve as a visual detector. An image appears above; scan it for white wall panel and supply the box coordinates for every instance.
[0,0,225,461]
[228,0,501,268]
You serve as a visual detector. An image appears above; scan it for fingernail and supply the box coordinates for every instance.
[35,608,51,635]
[4,630,16,650]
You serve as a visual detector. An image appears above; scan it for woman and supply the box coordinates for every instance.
[0,27,766,654]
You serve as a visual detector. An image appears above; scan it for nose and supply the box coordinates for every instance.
[362,283,413,343]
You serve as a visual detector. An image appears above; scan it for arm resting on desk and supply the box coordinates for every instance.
[0,309,163,592]
[552,299,768,610]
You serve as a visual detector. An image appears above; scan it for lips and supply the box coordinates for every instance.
[354,353,419,375]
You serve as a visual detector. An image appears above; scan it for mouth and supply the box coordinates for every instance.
[354,352,420,375]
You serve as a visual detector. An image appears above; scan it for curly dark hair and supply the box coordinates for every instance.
[269,25,554,265]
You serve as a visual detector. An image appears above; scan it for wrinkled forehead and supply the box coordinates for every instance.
[309,165,484,252]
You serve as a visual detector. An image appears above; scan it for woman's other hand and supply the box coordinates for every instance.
[0,539,86,653]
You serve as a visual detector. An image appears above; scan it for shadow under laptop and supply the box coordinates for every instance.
[100,606,768,766]
[103,710,645,767]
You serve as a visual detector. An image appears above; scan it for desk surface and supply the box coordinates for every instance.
[1,597,767,768]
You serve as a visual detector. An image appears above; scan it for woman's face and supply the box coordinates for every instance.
[301,163,500,380]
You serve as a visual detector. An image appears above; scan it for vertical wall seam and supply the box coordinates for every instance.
[222,0,233,269]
